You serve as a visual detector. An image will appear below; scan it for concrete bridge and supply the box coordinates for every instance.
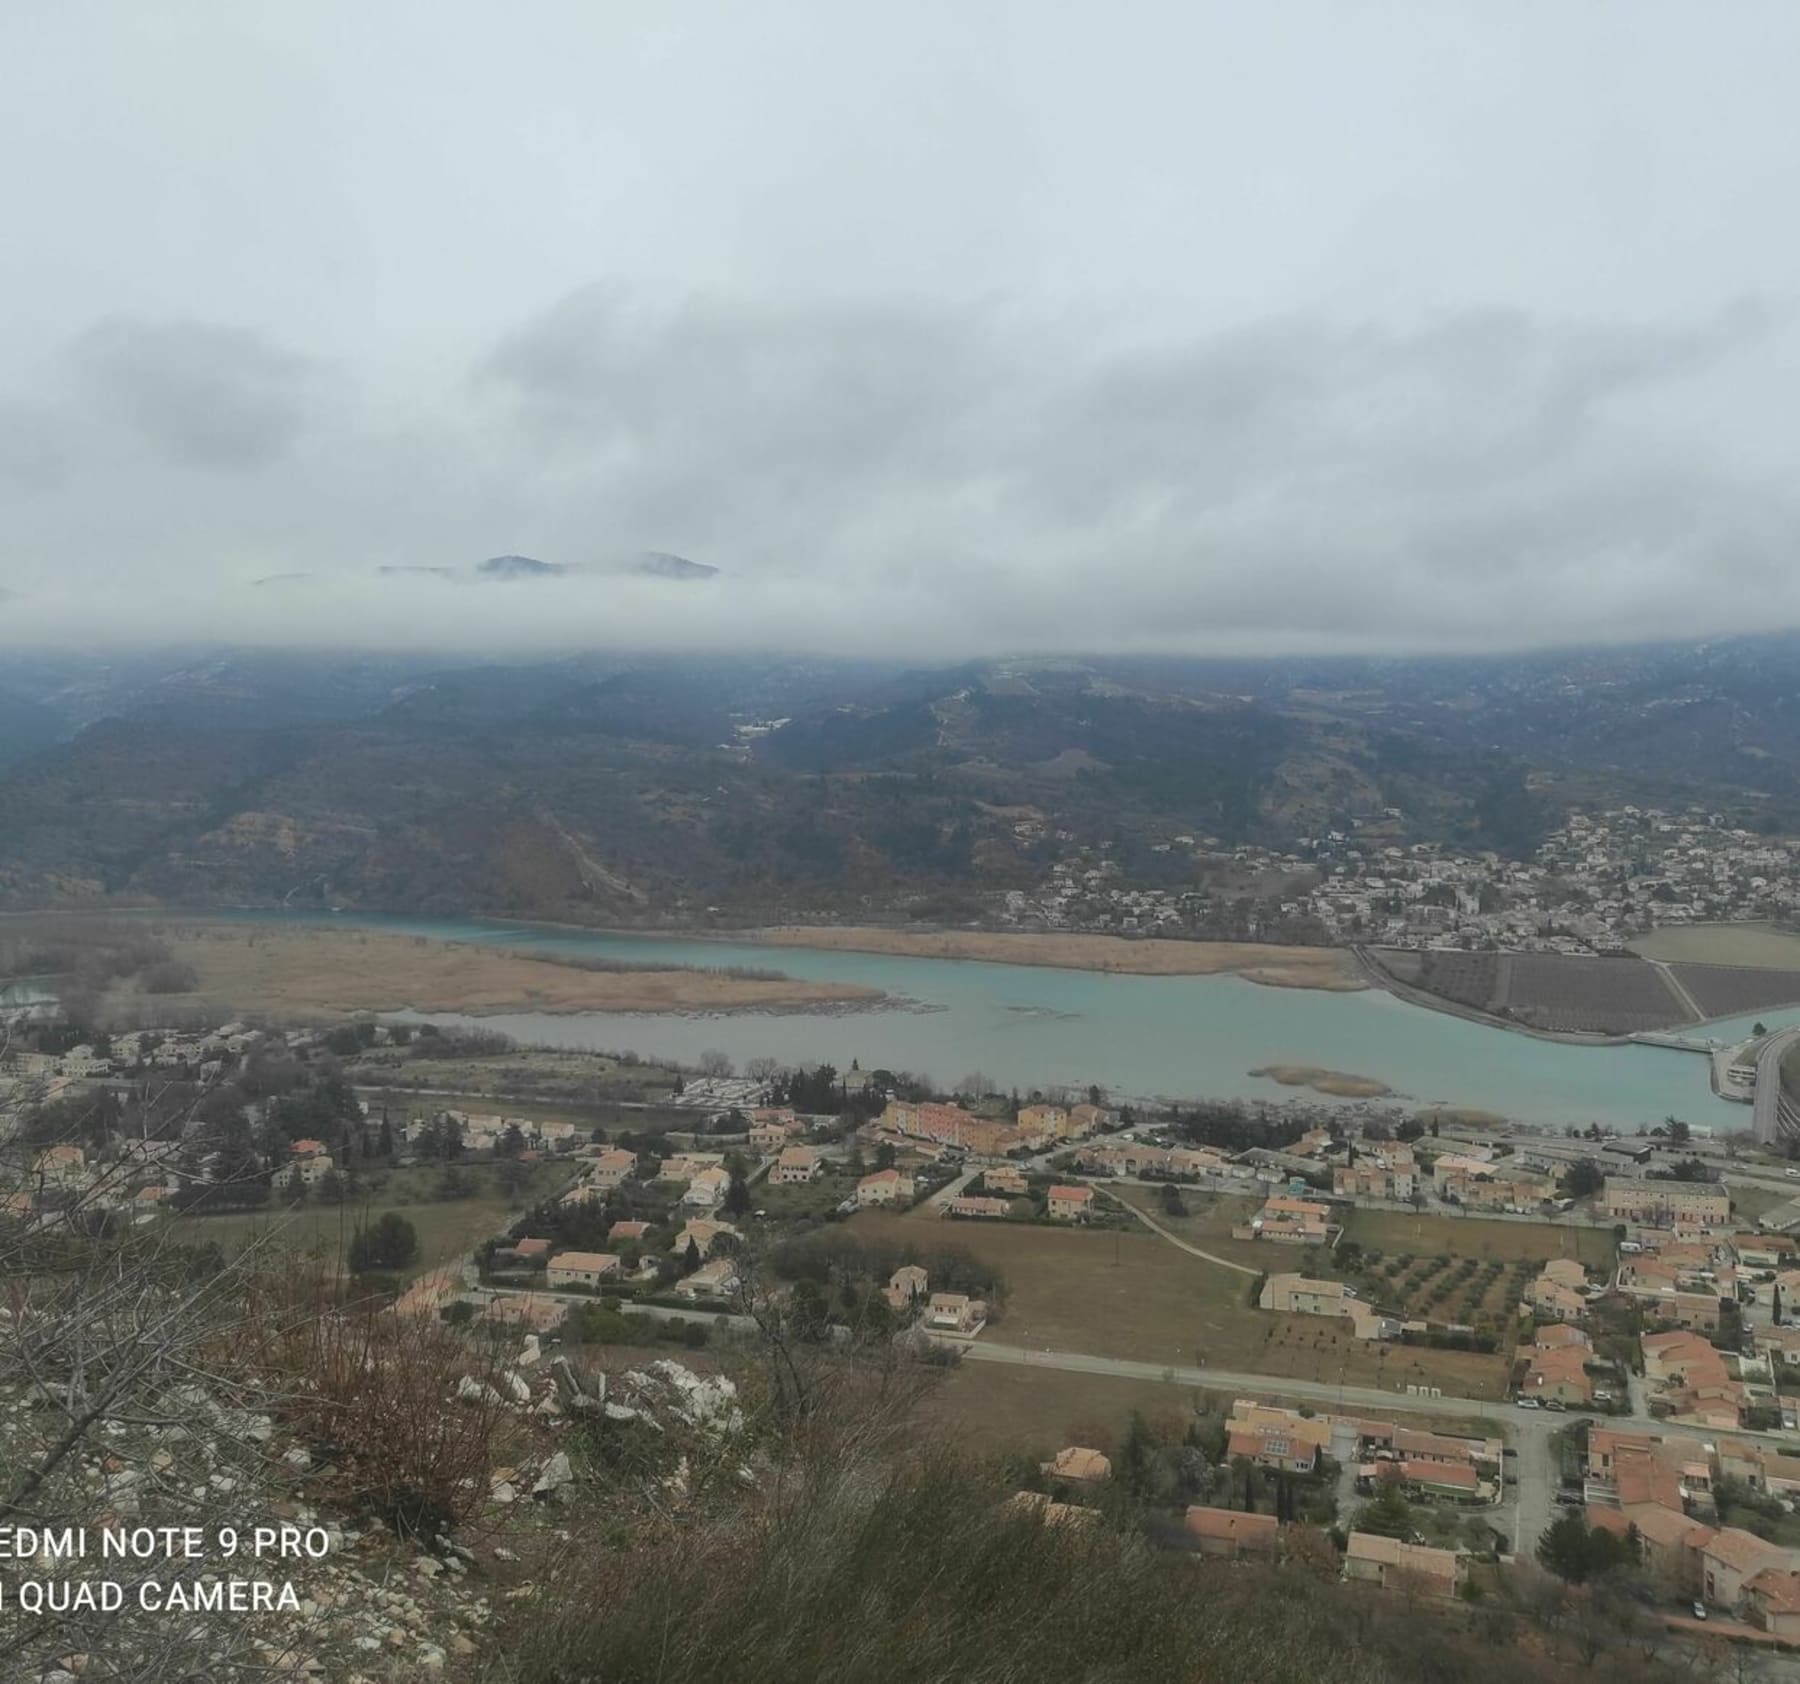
[1751,1026,1800,1146]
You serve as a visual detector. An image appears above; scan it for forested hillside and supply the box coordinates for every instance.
[2,637,1796,924]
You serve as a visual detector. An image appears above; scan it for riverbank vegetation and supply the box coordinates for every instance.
[4,917,888,1024]
[751,923,1366,989]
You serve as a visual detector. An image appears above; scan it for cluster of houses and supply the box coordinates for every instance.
[1514,1259,1609,1411]
[1066,1121,1575,1233]
[1002,804,1800,955]
[1244,1128,1567,1221]
[2,1023,323,1214]
[1582,1426,1800,1634]
[1232,1194,1332,1245]
[1183,1401,1497,1595]
[1516,1322,1601,1408]
[1076,1140,1244,1181]
[875,1098,1116,1161]
[1,1023,273,1090]
[1,1139,179,1224]
[943,1179,1094,1224]
[1505,1202,1800,1429]
[1229,1401,1501,1495]
[1584,1215,1800,1428]
[467,1251,992,1344]
[1601,1178,1733,1232]
[872,1263,988,1335]
[556,1120,836,1214]
[404,1108,586,1155]
[490,1211,748,1310]
[1007,1400,1479,1599]
[6,1125,354,1224]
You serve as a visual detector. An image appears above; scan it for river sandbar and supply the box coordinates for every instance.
[748,926,1363,990]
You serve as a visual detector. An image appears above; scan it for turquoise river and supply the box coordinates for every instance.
[263,913,1800,1131]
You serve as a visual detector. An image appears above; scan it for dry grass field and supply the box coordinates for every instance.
[1500,952,1688,1033]
[923,1359,1210,1454]
[135,922,880,1018]
[852,1201,1517,1399]
[1632,923,1800,969]
[752,925,1365,990]
[1253,1314,1510,1399]
[1340,1208,1614,1268]
[925,1358,1504,1454]
[1105,1187,1292,1272]
[851,1207,1252,1368]
[1379,948,1693,1034]
[1663,963,1800,1021]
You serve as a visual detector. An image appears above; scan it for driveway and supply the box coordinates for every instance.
[1097,1188,1258,1276]
[922,1167,980,1211]
[1510,1415,1555,1558]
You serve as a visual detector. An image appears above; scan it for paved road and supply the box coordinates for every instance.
[1754,1027,1800,1146]
[1511,1412,1554,1559]
[956,1339,1535,1424]
[956,1338,1792,1437]
[1647,958,1707,1025]
[923,1167,980,1211]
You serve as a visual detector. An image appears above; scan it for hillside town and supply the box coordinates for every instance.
[998,804,1800,954]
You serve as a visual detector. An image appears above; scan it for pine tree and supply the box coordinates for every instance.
[1354,1481,1413,1540]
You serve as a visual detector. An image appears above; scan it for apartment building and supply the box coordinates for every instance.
[1602,1178,1730,1230]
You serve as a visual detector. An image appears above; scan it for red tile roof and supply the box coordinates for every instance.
[1186,1507,1280,1548]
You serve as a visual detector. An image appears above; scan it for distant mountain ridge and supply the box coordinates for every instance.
[2,635,1800,922]
[475,551,720,582]
[246,550,720,589]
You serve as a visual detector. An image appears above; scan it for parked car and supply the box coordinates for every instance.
[1515,1397,1540,1409]
[1554,1491,1581,1506]
[1693,1601,1708,1620]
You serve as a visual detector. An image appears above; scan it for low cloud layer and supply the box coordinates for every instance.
[2,289,1796,657]
[68,318,323,472]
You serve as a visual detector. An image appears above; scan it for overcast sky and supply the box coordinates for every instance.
[3,3,1799,656]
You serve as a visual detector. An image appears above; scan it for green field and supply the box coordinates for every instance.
[357,1081,696,1139]
[751,1168,855,1222]
[161,1160,574,1276]
[1727,1184,1790,1225]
